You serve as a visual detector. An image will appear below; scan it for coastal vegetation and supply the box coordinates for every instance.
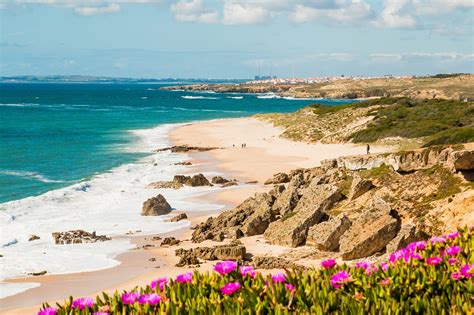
[256,97,474,148]
[38,228,474,314]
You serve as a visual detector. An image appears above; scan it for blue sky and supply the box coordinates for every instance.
[1,0,473,78]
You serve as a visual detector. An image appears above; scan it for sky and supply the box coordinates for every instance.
[1,0,473,78]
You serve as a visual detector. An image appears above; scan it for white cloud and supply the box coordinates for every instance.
[222,2,270,25]
[74,3,120,15]
[170,0,218,23]
[290,1,372,24]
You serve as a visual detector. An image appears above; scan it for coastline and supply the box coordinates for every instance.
[1,117,390,314]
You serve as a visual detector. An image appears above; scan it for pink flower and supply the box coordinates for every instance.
[321,259,337,269]
[381,263,389,271]
[271,273,286,283]
[285,284,295,291]
[448,258,458,265]
[220,282,241,295]
[430,236,446,244]
[214,261,237,275]
[176,272,193,283]
[330,270,350,289]
[460,264,474,278]
[151,278,168,291]
[425,256,442,266]
[379,278,391,286]
[93,313,110,315]
[71,297,95,310]
[356,261,370,269]
[446,231,459,239]
[240,265,256,278]
[38,307,57,315]
[451,272,462,280]
[121,292,139,305]
[445,246,462,256]
[406,241,425,252]
[138,293,161,306]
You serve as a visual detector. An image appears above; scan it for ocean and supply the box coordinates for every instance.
[0,83,357,297]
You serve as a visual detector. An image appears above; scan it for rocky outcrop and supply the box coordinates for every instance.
[148,174,212,190]
[175,161,192,166]
[141,194,172,216]
[340,198,401,260]
[264,172,290,185]
[155,145,221,153]
[52,230,111,245]
[450,150,474,171]
[271,174,303,216]
[264,182,342,247]
[306,214,351,251]
[386,223,419,253]
[211,176,231,184]
[222,181,238,188]
[28,235,40,241]
[240,193,275,236]
[348,175,373,200]
[146,181,182,190]
[161,237,180,246]
[170,213,188,222]
[175,241,246,266]
[251,256,306,271]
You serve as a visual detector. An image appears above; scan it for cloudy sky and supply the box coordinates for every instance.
[1,0,473,78]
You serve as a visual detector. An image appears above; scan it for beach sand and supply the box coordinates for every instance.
[0,117,388,314]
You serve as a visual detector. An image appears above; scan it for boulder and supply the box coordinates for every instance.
[52,230,111,245]
[211,176,230,184]
[173,175,190,186]
[161,237,180,246]
[450,150,474,171]
[155,145,221,153]
[386,223,418,253]
[271,174,303,216]
[141,194,172,216]
[176,255,200,267]
[263,182,342,247]
[146,181,182,189]
[175,161,192,166]
[240,193,275,236]
[188,174,212,187]
[28,271,47,276]
[306,213,351,251]
[251,256,305,271]
[348,175,373,200]
[222,181,238,188]
[264,172,290,185]
[175,241,246,265]
[340,199,401,260]
[28,235,40,242]
[170,213,188,222]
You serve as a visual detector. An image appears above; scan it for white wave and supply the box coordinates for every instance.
[227,96,243,100]
[0,123,225,298]
[0,282,40,299]
[141,97,148,99]
[283,97,321,101]
[256,93,281,99]
[0,103,41,107]
[181,96,219,100]
[0,170,67,183]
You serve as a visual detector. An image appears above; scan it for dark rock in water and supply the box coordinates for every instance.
[28,270,47,276]
[146,181,182,190]
[211,176,230,184]
[340,197,401,260]
[306,213,351,251]
[29,235,40,242]
[155,145,221,153]
[175,161,192,166]
[172,174,212,187]
[149,257,156,262]
[221,181,238,188]
[175,241,246,265]
[245,181,258,184]
[170,213,188,222]
[141,194,172,216]
[161,237,180,246]
[251,256,305,271]
[52,230,111,245]
[152,236,162,241]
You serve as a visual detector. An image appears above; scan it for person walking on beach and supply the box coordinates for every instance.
[366,144,370,155]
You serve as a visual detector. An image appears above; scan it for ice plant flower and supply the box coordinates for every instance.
[448,258,458,265]
[321,259,336,269]
[151,277,168,291]
[380,263,389,271]
[445,246,461,256]
[285,284,295,291]
[460,264,474,278]
[447,231,459,239]
[451,272,462,280]
[38,307,57,315]
[406,241,425,252]
[220,282,241,295]
[240,265,256,278]
[93,313,110,315]
[176,272,193,283]
[430,236,446,244]
[214,260,237,275]
[71,297,95,310]
[379,278,391,286]
[426,256,443,266]
[330,270,351,289]
[271,273,286,283]
[138,293,161,306]
[121,292,139,305]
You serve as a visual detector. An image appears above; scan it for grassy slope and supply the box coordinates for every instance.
[257,97,474,147]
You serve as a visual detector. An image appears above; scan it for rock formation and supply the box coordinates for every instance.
[175,241,246,266]
[52,230,111,245]
[141,194,172,216]
[161,237,180,246]
[306,213,351,251]
[155,145,221,153]
[170,213,188,222]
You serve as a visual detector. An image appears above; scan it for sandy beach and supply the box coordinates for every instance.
[0,117,388,314]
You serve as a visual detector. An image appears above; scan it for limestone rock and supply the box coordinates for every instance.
[264,172,290,185]
[348,175,373,200]
[306,213,351,251]
[175,241,246,265]
[175,161,192,166]
[211,176,231,184]
[450,150,474,171]
[155,145,221,153]
[141,194,172,216]
[240,193,275,236]
[251,256,305,271]
[161,237,180,246]
[28,235,40,241]
[271,175,302,216]
[52,230,111,245]
[263,182,342,247]
[222,181,238,188]
[170,213,188,222]
[173,174,211,187]
[386,223,419,253]
[340,200,401,260]
[146,181,182,189]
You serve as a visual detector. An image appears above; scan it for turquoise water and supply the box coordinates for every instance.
[0,83,357,203]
